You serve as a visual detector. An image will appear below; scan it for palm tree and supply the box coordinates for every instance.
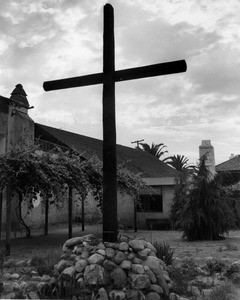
[166,154,195,172]
[137,142,168,161]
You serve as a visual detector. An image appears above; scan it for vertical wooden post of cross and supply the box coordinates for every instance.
[102,4,118,242]
[68,186,73,239]
[0,190,3,242]
[43,4,187,243]
[5,184,12,256]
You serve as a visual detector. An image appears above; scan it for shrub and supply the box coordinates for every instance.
[206,259,225,275]
[176,157,235,241]
[31,247,62,276]
[152,241,174,266]
[168,258,198,297]
[207,281,236,300]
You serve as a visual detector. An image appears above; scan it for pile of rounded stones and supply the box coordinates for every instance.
[53,234,172,300]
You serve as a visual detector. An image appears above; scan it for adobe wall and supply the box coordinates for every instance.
[136,185,175,229]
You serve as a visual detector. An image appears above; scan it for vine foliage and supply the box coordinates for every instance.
[0,145,149,236]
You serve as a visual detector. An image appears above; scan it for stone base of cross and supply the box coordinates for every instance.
[43,4,187,242]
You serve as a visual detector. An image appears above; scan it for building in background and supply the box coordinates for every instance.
[199,140,216,178]
[0,84,176,231]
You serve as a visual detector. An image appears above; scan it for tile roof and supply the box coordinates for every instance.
[216,155,240,172]
[35,123,175,179]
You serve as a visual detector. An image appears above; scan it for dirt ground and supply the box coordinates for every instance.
[1,223,240,264]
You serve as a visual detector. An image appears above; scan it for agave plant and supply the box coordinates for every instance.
[152,241,174,265]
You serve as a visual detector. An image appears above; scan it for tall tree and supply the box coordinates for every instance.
[137,142,168,161]
[175,156,235,241]
[166,154,195,172]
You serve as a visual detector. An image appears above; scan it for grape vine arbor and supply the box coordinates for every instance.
[43,4,187,242]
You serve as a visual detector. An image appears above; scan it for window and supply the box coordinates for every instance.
[137,192,163,212]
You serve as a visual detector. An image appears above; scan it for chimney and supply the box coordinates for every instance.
[229,153,235,159]
[199,140,216,178]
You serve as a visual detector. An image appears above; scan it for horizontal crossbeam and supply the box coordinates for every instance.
[43,60,187,91]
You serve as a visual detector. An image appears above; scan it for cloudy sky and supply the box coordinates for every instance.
[1,0,240,165]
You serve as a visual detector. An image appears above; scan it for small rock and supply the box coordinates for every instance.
[10,273,20,280]
[31,270,38,276]
[16,260,26,267]
[169,293,180,300]
[149,284,163,295]
[125,289,139,300]
[98,287,108,300]
[231,260,240,272]
[104,242,119,249]
[127,253,136,260]
[19,281,28,291]
[114,251,126,264]
[129,273,151,289]
[138,248,151,259]
[163,271,171,282]
[187,285,201,297]
[81,250,90,259]
[28,281,38,291]
[109,290,126,300]
[110,267,127,289]
[132,257,143,264]
[97,249,106,256]
[70,253,77,260]
[62,266,76,279]
[103,260,117,272]
[129,239,145,251]
[28,291,40,299]
[202,289,212,298]
[37,282,45,294]
[144,266,157,283]
[12,282,20,291]
[132,264,145,274]
[146,292,160,300]
[172,257,182,268]
[64,234,94,248]
[204,256,214,262]
[106,247,116,259]
[26,259,32,266]
[21,274,31,281]
[88,253,105,264]
[138,290,147,300]
[98,242,106,249]
[84,264,109,286]
[55,259,72,272]
[32,276,42,281]
[41,275,52,282]
[119,242,129,251]
[120,259,132,270]
[146,242,157,254]
[75,259,88,273]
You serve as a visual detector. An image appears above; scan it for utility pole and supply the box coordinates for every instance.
[131,139,144,148]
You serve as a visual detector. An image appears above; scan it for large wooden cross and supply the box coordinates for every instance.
[43,4,187,242]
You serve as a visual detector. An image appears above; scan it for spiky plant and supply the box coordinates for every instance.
[152,241,174,265]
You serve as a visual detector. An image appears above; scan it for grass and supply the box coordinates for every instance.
[30,247,62,276]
